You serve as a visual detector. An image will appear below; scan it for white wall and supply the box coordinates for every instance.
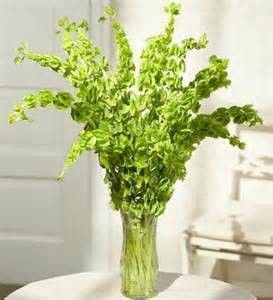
[105,0,273,273]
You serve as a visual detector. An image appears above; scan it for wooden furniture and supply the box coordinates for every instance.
[181,125,273,299]
[5,272,256,300]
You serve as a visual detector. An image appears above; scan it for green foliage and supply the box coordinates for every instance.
[164,2,181,15]
[9,3,262,218]
[8,90,74,123]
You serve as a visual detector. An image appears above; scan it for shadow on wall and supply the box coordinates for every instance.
[230,215,255,263]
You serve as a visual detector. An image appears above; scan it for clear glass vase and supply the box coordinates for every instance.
[120,212,159,299]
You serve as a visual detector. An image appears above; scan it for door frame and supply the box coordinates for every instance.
[87,0,113,271]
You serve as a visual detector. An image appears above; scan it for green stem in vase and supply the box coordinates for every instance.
[121,213,158,299]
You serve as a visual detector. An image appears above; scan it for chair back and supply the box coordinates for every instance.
[231,124,273,205]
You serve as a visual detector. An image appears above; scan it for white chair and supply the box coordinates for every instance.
[181,125,273,299]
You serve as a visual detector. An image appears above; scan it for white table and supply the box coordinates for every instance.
[6,272,256,300]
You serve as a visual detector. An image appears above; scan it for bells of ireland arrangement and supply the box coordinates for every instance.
[9,2,262,299]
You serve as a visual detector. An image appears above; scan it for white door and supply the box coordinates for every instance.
[0,0,105,284]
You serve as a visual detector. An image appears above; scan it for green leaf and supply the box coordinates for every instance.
[14,56,24,64]
[104,5,116,16]
[8,90,74,123]
[98,16,107,24]
[58,130,96,180]
[164,2,181,15]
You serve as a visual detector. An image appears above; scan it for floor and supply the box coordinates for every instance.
[0,285,21,300]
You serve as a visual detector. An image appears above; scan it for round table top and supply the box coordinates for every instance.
[6,272,256,300]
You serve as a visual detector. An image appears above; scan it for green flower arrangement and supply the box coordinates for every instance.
[9,2,262,298]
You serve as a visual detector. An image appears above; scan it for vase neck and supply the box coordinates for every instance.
[121,213,157,228]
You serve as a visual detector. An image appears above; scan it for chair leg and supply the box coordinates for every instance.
[181,232,193,274]
[220,260,229,282]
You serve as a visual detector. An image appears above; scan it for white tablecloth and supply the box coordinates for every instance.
[6,272,256,300]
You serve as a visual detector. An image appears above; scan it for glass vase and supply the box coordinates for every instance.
[120,212,159,299]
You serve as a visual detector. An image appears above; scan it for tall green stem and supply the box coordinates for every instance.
[120,213,159,299]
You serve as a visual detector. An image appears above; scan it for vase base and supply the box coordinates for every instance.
[121,290,157,299]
